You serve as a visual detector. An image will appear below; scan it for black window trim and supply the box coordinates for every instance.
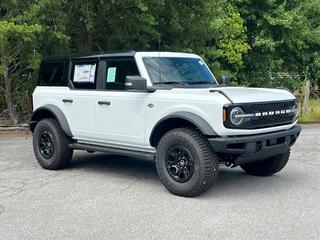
[38,60,68,86]
[69,59,99,90]
[64,56,146,92]
[96,56,142,91]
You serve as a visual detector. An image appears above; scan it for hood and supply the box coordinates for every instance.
[211,87,295,103]
[164,87,295,103]
[169,86,295,104]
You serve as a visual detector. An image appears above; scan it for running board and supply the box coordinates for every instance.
[69,143,155,160]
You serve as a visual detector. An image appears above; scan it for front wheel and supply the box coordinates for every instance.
[33,118,73,170]
[240,150,290,176]
[156,128,219,197]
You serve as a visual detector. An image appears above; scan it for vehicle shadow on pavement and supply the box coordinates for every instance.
[68,151,301,198]
[203,166,301,199]
[69,152,160,184]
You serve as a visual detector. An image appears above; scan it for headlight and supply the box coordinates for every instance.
[230,107,245,126]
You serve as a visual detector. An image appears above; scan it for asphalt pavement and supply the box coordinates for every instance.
[0,125,319,240]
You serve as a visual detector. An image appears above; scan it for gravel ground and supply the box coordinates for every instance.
[0,125,319,240]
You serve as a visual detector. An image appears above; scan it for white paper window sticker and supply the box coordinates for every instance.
[107,67,117,83]
[198,60,204,65]
[73,64,96,83]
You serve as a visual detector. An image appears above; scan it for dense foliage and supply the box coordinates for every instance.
[1,0,319,125]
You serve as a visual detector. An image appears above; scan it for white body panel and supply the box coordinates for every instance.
[33,88,148,150]
[32,87,96,139]
[212,87,295,103]
[145,87,296,138]
[68,90,96,138]
[32,52,298,151]
[93,91,148,150]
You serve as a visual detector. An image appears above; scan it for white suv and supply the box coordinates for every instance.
[30,51,301,197]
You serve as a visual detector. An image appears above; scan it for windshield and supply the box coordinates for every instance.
[142,57,216,85]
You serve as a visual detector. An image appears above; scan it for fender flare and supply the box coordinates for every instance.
[30,104,73,137]
[150,111,217,144]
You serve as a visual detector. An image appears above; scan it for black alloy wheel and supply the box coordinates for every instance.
[166,145,194,183]
[38,130,55,159]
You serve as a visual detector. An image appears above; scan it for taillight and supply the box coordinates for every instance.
[29,95,33,112]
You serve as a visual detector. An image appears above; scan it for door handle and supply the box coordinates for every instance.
[98,101,111,106]
[62,99,73,103]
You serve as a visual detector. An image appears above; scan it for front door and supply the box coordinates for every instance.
[94,58,148,151]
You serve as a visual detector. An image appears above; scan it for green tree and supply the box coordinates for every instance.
[62,0,160,52]
[233,0,320,92]
[151,0,248,76]
[0,21,42,125]
[0,0,69,125]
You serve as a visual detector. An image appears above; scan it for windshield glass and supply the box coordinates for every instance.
[142,57,216,85]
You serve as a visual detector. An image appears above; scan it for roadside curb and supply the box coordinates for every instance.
[0,127,29,131]
[299,124,320,128]
[0,124,29,131]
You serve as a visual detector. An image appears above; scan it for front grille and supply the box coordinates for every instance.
[225,100,297,129]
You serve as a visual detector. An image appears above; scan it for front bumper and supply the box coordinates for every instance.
[208,125,302,165]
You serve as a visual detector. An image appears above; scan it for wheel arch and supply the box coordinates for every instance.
[29,105,73,137]
[149,112,217,147]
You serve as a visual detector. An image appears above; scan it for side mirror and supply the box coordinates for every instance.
[125,76,147,91]
[219,75,230,86]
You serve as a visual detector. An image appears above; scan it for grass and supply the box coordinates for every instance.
[299,98,320,124]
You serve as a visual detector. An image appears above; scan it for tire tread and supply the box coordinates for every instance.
[33,118,73,170]
[156,128,219,197]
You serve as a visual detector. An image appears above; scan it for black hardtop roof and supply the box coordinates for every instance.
[42,50,136,62]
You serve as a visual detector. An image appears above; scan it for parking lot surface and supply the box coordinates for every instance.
[0,125,319,240]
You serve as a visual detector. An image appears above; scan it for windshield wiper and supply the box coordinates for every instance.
[188,81,214,85]
[153,81,187,86]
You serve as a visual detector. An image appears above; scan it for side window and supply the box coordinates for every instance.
[71,62,98,89]
[39,61,66,86]
[105,58,139,90]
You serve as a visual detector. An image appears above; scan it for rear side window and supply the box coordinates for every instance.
[71,62,98,89]
[39,61,66,86]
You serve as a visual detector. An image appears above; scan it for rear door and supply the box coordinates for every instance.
[65,59,99,140]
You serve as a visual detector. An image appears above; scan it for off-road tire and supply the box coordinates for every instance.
[240,150,290,176]
[156,128,219,197]
[33,118,73,170]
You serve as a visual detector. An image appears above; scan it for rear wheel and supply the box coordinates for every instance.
[33,118,73,170]
[240,150,290,176]
[156,128,219,197]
